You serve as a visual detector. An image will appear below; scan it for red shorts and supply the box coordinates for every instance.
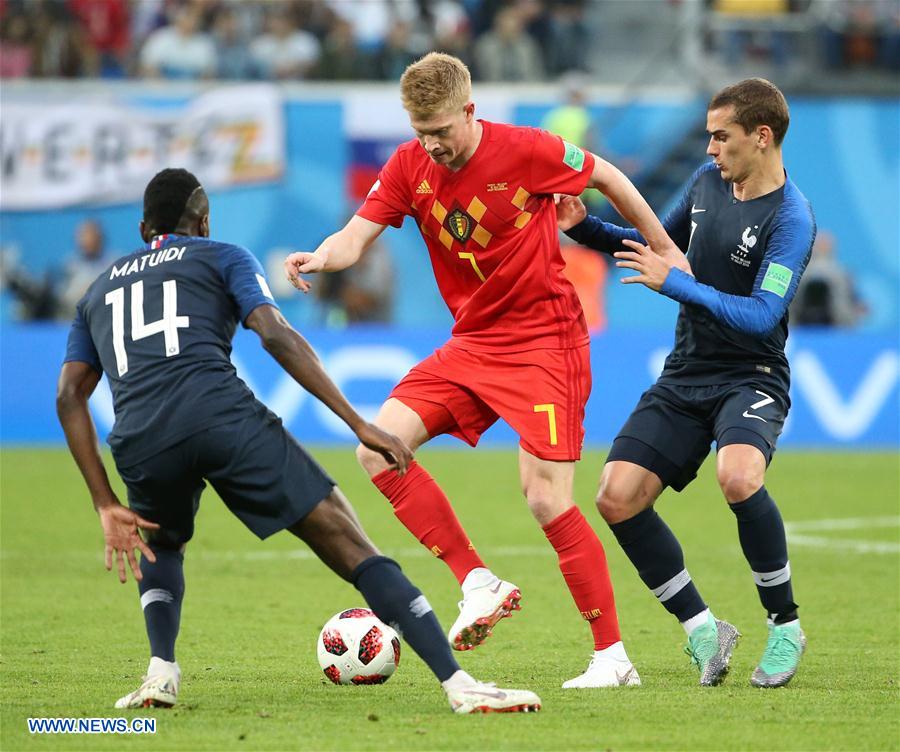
[390,341,592,461]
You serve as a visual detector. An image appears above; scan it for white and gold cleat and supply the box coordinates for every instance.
[448,579,522,651]
[114,657,180,709]
[562,642,641,688]
[447,682,541,714]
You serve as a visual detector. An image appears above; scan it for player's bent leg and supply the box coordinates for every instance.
[292,492,540,712]
[352,555,541,712]
[287,488,380,580]
[117,532,186,709]
[518,450,638,687]
[599,460,739,685]
[717,443,803,686]
[361,398,493,610]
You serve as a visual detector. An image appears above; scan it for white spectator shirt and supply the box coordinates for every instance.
[140,27,216,78]
[249,31,320,78]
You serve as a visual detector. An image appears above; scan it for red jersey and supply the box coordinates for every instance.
[357,120,595,352]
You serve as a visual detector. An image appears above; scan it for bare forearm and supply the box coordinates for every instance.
[315,228,366,272]
[263,326,364,432]
[591,159,669,249]
[57,398,117,510]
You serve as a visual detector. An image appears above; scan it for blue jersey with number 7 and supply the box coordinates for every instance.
[65,234,278,465]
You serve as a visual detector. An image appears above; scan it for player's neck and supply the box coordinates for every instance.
[731,155,785,201]
[448,121,484,172]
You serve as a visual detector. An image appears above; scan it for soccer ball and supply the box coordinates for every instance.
[317,608,401,685]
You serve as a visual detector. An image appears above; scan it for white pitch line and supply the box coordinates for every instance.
[785,516,900,555]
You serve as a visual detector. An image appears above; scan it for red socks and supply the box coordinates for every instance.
[543,505,622,650]
[371,461,485,584]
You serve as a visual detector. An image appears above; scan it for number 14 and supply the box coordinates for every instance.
[104,280,190,376]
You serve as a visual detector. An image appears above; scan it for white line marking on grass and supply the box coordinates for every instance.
[785,516,900,555]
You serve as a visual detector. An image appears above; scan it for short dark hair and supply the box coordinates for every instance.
[143,168,202,234]
[708,78,790,146]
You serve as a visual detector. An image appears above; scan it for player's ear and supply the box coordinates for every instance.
[139,220,148,242]
[757,125,773,149]
[200,213,210,238]
[464,102,475,121]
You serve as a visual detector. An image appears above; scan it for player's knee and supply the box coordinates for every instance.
[717,467,762,503]
[525,491,569,526]
[355,443,388,477]
[596,476,639,524]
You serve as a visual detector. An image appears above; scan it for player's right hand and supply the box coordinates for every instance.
[283,251,325,293]
[98,503,160,584]
[355,423,414,475]
[555,195,587,232]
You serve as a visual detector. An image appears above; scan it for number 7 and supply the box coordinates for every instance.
[533,403,558,446]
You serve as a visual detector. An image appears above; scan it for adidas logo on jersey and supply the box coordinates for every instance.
[416,180,433,194]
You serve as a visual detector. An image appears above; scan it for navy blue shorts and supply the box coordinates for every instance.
[115,411,335,546]
[606,380,787,492]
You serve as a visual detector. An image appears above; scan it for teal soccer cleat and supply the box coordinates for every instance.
[750,621,806,688]
[685,613,741,686]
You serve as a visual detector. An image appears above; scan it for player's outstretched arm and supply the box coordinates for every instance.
[284,215,388,293]
[247,304,412,473]
[585,156,691,275]
[56,361,159,583]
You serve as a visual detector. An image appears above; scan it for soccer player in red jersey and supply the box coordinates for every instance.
[285,53,680,688]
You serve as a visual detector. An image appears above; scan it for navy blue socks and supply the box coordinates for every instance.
[352,556,459,682]
[730,486,798,624]
[609,507,707,623]
[138,547,185,662]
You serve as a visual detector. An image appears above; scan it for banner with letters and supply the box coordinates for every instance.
[1,325,897,449]
[0,85,285,211]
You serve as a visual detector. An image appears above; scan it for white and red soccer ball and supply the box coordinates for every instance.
[317,608,401,685]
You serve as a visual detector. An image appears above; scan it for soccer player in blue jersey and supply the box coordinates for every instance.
[56,168,541,714]
[556,79,814,688]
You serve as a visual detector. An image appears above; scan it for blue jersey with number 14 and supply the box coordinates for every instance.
[65,234,278,465]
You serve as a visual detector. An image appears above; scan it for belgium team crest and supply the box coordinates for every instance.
[445,208,473,243]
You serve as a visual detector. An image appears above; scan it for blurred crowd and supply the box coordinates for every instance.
[0,0,600,82]
[714,0,899,72]
[1,0,897,82]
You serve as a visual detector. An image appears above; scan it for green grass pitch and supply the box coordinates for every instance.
[2,447,898,751]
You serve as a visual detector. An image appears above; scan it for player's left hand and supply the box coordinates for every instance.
[615,239,688,291]
[98,503,160,584]
[354,423,414,475]
[283,251,326,293]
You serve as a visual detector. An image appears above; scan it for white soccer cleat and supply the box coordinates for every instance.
[448,579,521,651]
[562,643,641,688]
[114,657,180,709]
[446,682,541,714]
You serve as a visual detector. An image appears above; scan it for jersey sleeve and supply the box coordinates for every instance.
[217,245,279,326]
[565,162,712,255]
[527,128,595,196]
[661,186,816,338]
[64,300,101,372]
[356,149,411,228]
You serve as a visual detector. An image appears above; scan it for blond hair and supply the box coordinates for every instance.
[400,53,471,119]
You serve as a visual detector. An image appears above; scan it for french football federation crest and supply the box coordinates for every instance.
[446,208,473,243]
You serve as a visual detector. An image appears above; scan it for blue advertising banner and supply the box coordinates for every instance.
[2,325,897,449]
